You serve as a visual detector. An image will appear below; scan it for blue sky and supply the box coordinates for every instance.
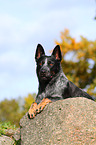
[0,0,96,101]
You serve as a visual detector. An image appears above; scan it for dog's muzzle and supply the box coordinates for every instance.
[39,69,51,80]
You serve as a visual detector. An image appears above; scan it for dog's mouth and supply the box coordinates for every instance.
[39,71,52,80]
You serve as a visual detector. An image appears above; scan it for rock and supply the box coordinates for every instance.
[20,97,96,145]
[4,129,16,136]
[13,128,20,141]
[0,135,15,145]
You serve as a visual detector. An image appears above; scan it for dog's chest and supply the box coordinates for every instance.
[36,73,68,103]
[44,75,68,98]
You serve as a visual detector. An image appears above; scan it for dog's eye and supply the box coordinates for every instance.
[39,61,44,66]
[48,61,54,66]
[39,62,42,66]
[50,63,53,66]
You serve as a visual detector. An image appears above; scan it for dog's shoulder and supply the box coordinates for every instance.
[48,69,68,88]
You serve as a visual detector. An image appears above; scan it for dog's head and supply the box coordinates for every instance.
[35,44,62,82]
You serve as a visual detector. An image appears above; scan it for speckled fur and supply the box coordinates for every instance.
[35,44,94,104]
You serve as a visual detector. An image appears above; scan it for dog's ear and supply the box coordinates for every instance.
[35,44,45,61]
[52,45,62,61]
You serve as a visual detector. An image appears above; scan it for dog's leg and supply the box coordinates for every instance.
[36,98,52,113]
[28,98,52,119]
[28,102,37,119]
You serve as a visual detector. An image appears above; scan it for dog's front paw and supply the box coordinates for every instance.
[28,102,37,119]
[28,98,52,119]
[36,98,52,113]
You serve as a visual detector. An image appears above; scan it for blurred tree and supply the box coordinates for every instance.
[94,0,96,20]
[0,99,22,126]
[0,93,36,126]
[55,29,96,97]
[22,93,35,114]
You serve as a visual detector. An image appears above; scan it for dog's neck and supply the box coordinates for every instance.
[38,80,50,92]
[38,68,66,93]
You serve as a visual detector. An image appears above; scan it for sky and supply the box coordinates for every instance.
[0,0,96,101]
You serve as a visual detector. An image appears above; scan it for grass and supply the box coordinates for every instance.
[0,121,17,136]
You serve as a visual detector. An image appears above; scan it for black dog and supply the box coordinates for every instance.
[28,44,94,119]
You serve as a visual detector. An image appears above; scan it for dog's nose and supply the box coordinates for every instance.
[41,70,46,75]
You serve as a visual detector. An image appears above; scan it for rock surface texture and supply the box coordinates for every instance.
[0,135,15,145]
[20,97,96,145]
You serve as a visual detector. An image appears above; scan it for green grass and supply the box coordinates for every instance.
[0,121,17,136]
[0,122,21,145]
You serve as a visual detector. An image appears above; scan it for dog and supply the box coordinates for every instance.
[28,44,95,119]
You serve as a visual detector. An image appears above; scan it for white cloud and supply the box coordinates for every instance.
[0,0,96,101]
[0,14,39,47]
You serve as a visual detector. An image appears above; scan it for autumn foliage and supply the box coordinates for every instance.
[55,29,96,97]
[0,94,35,126]
[0,29,96,127]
